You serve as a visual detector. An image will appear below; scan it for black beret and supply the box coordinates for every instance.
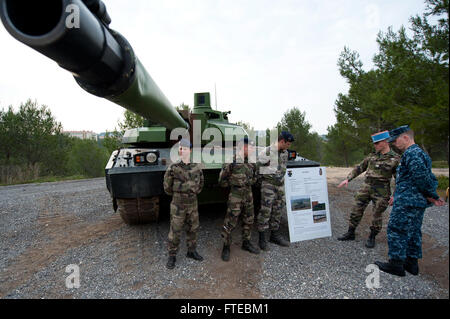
[280,131,294,142]
[387,125,410,142]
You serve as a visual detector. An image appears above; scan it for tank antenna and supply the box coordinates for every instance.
[214,83,218,110]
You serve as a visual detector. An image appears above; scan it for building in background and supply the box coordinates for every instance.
[63,130,98,141]
[97,132,107,141]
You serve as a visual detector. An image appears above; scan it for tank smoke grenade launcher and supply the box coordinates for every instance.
[0,0,319,225]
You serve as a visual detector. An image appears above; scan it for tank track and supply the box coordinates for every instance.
[117,197,160,225]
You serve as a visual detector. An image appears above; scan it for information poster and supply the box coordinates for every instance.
[285,166,332,242]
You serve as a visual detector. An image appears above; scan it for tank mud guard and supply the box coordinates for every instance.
[117,197,159,224]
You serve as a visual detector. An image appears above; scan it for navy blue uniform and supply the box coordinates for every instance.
[388,144,438,260]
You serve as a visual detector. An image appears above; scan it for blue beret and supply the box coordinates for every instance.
[388,125,410,142]
[371,130,390,143]
[280,131,294,142]
[179,138,192,148]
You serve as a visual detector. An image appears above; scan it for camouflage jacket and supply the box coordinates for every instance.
[163,161,204,196]
[394,144,438,208]
[257,146,288,186]
[218,156,257,188]
[347,150,400,185]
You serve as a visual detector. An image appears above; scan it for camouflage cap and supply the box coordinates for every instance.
[387,125,410,142]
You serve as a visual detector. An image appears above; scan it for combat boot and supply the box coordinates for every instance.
[242,240,260,254]
[337,226,356,241]
[269,230,290,247]
[374,259,405,277]
[365,229,377,248]
[404,257,419,275]
[186,250,204,261]
[166,256,176,269]
[259,231,269,251]
[221,244,230,262]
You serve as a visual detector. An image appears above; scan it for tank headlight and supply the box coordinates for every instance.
[146,152,158,163]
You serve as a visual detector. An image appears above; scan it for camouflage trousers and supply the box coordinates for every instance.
[387,204,425,261]
[168,194,199,256]
[349,182,390,234]
[221,186,254,245]
[257,181,285,232]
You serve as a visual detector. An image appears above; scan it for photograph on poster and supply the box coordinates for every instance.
[312,201,326,211]
[313,211,327,223]
[290,196,311,211]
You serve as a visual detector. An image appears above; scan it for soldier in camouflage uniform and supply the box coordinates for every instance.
[164,139,204,269]
[337,130,400,248]
[256,131,294,250]
[375,126,445,277]
[219,137,260,261]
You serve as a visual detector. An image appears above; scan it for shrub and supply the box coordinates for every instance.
[436,175,449,190]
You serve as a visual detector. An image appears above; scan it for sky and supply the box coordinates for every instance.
[0,0,428,134]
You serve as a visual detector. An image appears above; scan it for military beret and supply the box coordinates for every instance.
[280,131,295,142]
[387,125,410,142]
[178,138,192,148]
[371,130,390,143]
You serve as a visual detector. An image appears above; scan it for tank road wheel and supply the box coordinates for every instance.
[117,197,160,225]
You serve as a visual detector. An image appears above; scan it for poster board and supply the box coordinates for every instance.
[284,166,332,242]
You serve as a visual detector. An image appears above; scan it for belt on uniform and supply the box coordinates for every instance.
[364,177,389,185]
[262,177,283,186]
[173,192,197,198]
[230,185,252,190]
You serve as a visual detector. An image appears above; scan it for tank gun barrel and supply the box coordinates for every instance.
[0,0,188,130]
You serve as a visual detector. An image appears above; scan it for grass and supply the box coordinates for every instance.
[432,161,449,168]
[0,175,91,186]
[436,175,449,190]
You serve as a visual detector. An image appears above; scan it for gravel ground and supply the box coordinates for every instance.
[0,169,448,299]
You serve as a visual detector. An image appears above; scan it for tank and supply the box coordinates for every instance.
[0,0,320,224]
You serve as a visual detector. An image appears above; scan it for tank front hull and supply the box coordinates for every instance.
[106,166,229,204]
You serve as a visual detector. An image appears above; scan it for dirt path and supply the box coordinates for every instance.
[0,171,447,298]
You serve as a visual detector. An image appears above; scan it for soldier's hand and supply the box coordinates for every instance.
[338,179,349,188]
[389,196,394,206]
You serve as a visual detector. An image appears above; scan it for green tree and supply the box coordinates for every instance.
[0,106,19,164]
[277,107,324,162]
[323,123,365,167]
[334,0,449,163]
[67,139,110,177]
[176,103,191,112]
[0,99,72,179]
[118,110,145,133]
[0,100,68,166]
[16,100,63,165]
[102,130,123,154]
